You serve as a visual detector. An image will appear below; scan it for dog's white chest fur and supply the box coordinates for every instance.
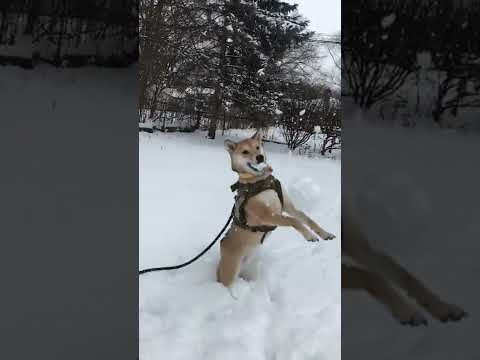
[250,189,282,211]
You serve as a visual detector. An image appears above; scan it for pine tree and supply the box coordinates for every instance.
[188,0,313,139]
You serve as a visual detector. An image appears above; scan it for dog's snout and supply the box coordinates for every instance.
[256,154,265,163]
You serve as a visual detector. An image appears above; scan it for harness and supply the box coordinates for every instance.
[230,175,284,243]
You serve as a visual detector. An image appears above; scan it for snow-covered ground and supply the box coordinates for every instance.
[139,130,341,360]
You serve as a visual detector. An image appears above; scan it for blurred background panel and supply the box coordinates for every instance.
[0,0,138,359]
[342,0,480,359]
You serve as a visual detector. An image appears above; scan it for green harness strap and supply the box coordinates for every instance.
[230,175,284,238]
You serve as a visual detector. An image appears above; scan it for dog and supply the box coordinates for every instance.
[342,200,468,326]
[217,131,336,288]
[218,131,466,324]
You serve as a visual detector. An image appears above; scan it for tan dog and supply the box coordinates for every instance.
[342,201,468,325]
[217,131,335,288]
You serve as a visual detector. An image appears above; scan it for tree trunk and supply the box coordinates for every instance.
[55,0,67,66]
[208,83,221,139]
[432,107,445,126]
[207,6,228,140]
[222,108,226,136]
[194,108,201,130]
[148,85,160,119]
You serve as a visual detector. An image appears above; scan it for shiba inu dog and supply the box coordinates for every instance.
[217,131,336,288]
[219,130,466,324]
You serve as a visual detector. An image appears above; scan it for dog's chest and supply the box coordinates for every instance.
[242,189,282,229]
[249,189,282,212]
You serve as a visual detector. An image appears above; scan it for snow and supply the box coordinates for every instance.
[139,130,341,360]
[381,13,396,28]
[250,162,268,171]
[161,87,215,99]
[140,119,154,130]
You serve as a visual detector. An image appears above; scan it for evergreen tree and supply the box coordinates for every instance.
[187,0,313,138]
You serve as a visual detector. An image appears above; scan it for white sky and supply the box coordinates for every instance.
[287,0,341,88]
[288,0,341,35]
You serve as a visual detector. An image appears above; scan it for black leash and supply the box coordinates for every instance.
[139,205,234,276]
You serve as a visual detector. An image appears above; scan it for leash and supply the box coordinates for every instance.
[139,205,234,276]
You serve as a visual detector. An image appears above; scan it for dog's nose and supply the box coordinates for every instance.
[256,154,265,163]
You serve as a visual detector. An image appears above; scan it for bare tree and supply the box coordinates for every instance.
[342,0,419,110]
[278,83,334,151]
[312,33,341,88]
[319,94,341,155]
[431,63,480,127]
[427,1,480,127]
[139,0,202,121]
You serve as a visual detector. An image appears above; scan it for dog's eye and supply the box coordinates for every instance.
[242,150,249,155]
[256,146,259,150]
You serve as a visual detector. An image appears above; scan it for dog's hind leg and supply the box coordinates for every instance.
[342,265,427,326]
[239,246,264,282]
[217,249,243,288]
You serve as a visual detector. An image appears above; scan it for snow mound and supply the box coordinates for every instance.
[381,13,396,28]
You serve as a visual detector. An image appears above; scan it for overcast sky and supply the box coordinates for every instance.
[288,0,341,35]
[286,0,341,88]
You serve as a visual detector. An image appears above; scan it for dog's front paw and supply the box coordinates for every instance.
[427,301,468,322]
[319,231,336,240]
[305,233,320,242]
[399,312,428,327]
[394,305,428,326]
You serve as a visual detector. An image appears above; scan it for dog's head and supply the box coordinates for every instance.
[224,131,273,176]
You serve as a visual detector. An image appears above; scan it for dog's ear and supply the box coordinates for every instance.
[251,130,263,142]
[224,139,237,153]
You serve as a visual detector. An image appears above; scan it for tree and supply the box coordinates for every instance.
[318,90,341,155]
[277,82,335,151]
[427,1,480,127]
[321,32,341,88]
[138,0,202,121]
[342,0,419,110]
[189,0,312,139]
[138,0,336,138]
[0,0,137,68]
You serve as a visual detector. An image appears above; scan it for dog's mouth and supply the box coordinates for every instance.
[247,162,273,174]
